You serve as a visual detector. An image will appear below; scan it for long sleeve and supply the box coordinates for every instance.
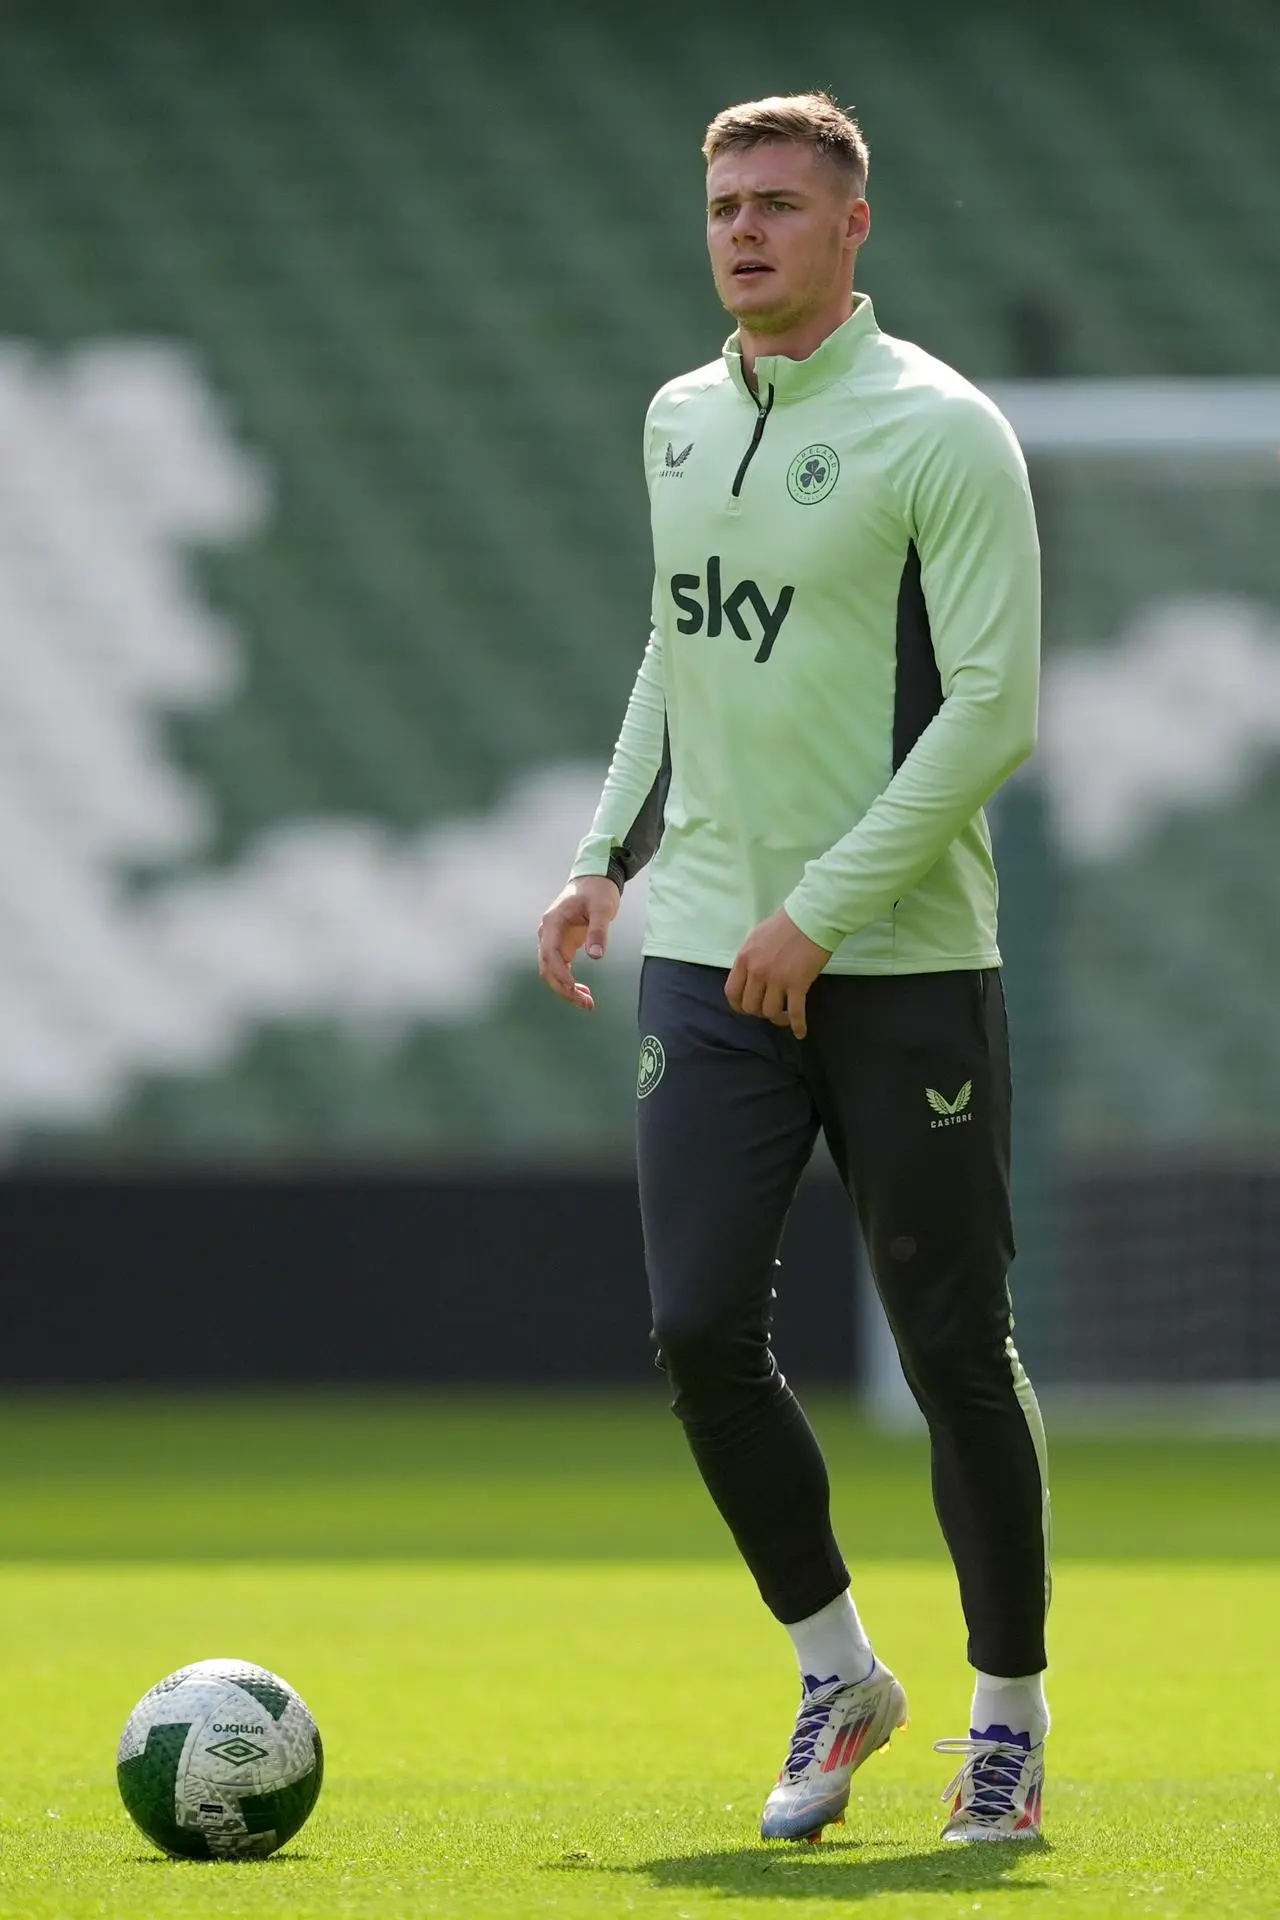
[570,625,668,889]
[784,395,1041,952]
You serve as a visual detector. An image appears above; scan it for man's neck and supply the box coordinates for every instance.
[737,289,856,393]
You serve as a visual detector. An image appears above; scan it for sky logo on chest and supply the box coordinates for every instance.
[669,558,795,664]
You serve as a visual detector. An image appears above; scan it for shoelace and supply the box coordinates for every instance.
[934,1737,1028,1821]
[783,1683,847,1780]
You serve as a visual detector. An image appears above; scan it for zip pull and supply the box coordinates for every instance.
[731,382,775,499]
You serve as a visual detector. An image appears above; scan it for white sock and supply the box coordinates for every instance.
[970,1670,1050,1746]
[784,1589,874,1690]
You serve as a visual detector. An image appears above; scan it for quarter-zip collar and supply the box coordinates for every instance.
[723,293,879,406]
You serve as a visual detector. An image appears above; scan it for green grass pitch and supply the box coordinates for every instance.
[0,1395,1276,1919]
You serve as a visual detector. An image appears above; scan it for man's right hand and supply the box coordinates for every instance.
[537,875,622,1011]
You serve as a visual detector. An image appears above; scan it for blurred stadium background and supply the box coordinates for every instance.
[0,0,1277,1416]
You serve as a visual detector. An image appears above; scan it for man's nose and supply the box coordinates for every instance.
[730,203,762,241]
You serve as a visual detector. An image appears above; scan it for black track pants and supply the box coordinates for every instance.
[636,957,1050,1678]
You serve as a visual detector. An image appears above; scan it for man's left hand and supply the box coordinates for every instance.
[725,909,832,1040]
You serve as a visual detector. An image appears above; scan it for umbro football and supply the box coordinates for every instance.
[117,1657,323,1859]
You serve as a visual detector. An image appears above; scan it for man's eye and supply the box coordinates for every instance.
[770,200,794,212]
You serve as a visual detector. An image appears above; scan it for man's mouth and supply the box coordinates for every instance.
[732,261,773,277]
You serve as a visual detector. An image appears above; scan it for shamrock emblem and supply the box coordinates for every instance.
[786,444,839,503]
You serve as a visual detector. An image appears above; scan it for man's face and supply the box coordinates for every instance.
[706,141,867,335]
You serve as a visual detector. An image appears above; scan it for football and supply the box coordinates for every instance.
[117,1657,323,1859]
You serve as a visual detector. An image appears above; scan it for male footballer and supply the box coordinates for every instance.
[538,92,1050,1844]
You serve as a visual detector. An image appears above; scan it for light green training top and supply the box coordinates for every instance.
[571,294,1041,973]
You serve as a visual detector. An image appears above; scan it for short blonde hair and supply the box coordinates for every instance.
[703,92,870,196]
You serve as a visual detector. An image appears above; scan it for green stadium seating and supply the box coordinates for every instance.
[0,0,1273,1179]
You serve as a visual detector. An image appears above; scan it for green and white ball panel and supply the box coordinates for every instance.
[117,1658,323,1859]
